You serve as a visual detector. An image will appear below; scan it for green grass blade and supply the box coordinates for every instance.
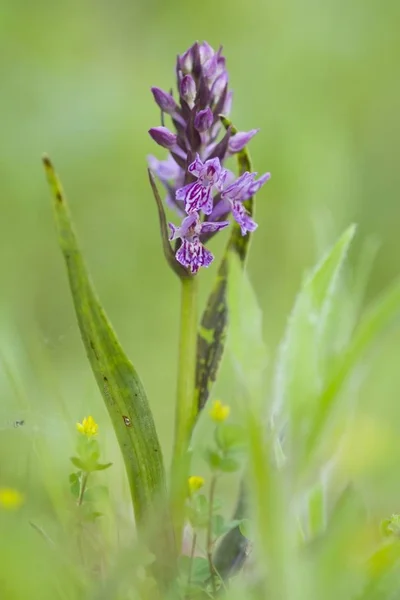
[195,117,256,414]
[305,275,400,461]
[42,156,167,531]
[273,225,356,458]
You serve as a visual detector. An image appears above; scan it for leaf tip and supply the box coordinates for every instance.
[42,155,64,204]
[42,153,52,168]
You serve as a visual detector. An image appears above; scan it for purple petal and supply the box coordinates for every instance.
[200,220,230,234]
[168,222,178,241]
[178,182,212,214]
[200,157,223,187]
[179,47,193,73]
[188,154,204,178]
[215,56,226,79]
[215,167,229,192]
[198,41,215,65]
[200,245,214,268]
[229,129,260,153]
[176,182,196,202]
[231,201,258,236]
[180,74,196,107]
[203,53,219,79]
[151,87,177,114]
[211,72,228,100]
[222,172,256,201]
[169,213,198,240]
[188,156,227,193]
[176,239,214,273]
[201,191,214,215]
[147,154,182,182]
[149,127,177,149]
[194,108,213,133]
[223,90,233,115]
[249,172,271,195]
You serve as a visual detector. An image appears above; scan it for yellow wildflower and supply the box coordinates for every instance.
[209,400,230,423]
[188,476,205,494]
[0,488,24,510]
[76,415,98,437]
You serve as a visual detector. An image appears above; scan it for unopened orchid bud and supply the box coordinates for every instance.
[151,87,177,115]
[180,74,196,107]
[194,108,214,133]
[148,127,177,149]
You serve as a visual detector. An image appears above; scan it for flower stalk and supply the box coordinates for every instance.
[77,472,89,506]
[171,275,198,545]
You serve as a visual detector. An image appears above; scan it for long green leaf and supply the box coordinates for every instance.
[195,117,256,413]
[272,225,356,457]
[305,275,400,461]
[42,156,168,530]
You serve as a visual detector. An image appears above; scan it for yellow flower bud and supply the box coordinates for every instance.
[209,400,230,423]
[0,488,24,510]
[76,415,98,437]
[188,475,205,494]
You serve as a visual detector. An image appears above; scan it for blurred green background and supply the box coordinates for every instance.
[1,0,400,595]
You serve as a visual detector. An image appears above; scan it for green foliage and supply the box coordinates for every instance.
[224,225,400,600]
[273,224,356,462]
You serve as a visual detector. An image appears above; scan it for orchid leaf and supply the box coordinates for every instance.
[42,156,169,533]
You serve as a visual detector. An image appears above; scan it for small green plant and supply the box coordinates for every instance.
[69,415,112,511]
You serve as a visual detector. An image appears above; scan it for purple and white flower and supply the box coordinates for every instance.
[176,155,227,215]
[221,171,271,235]
[169,213,229,273]
[148,41,271,273]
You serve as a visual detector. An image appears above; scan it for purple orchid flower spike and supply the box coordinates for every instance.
[148,41,271,274]
[221,171,271,235]
[169,213,229,274]
[176,154,227,215]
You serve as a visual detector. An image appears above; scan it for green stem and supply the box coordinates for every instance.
[77,472,89,506]
[207,475,218,595]
[186,531,197,594]
[171,276,198,548]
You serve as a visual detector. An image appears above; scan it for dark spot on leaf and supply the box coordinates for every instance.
[122,415,132,427]
[90,339,99,360]
[56,191,62,203]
